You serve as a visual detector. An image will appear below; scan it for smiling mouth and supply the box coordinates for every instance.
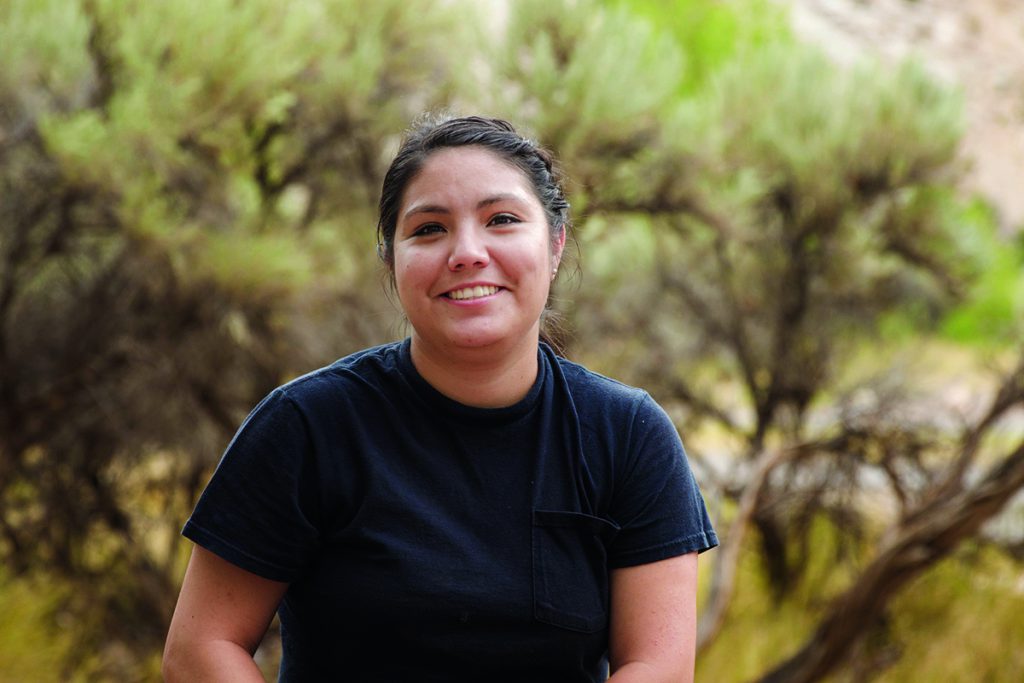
[445,285,500,301]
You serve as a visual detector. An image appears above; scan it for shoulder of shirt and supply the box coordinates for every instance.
[269,340,404,402]
[546,350,678,456]
[547,348,652,411]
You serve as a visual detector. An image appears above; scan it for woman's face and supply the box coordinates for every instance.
[392,146,564,357]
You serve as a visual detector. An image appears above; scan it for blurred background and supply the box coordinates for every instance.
[1,0,1022,680]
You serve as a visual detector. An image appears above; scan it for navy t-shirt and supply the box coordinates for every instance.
[183,339,718,682]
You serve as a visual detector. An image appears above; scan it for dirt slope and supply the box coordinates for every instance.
[783,0,1024,234]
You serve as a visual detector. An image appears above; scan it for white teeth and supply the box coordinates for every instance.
[448,285,498,300]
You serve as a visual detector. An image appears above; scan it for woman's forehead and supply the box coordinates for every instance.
[401,146,538,212]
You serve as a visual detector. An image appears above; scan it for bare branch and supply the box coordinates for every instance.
[695,434,845,651]
[909,352,1024,524]
[698,446,792,651]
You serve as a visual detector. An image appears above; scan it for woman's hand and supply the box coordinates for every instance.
[608,552,699,683]
[163,546,289,682]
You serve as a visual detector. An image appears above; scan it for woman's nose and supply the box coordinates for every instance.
[448,227,489,271]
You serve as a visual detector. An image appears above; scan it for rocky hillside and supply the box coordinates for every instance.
[783,0,1024,234]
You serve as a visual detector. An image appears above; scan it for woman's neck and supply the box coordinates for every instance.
[409,334,540,409]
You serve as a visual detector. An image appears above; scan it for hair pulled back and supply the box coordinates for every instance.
[376,115,571,268]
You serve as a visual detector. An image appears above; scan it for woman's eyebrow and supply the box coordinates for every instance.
[477,193,527,209]
[403,193,528,220]
[403,203,450,220]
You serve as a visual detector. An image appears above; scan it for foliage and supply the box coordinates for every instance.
[940,201,1024,345]
[478,0,686,198]
[611,0,793,94]
[0,571,72,682]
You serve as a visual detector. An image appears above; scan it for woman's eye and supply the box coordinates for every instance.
[413,223,445,236]
[489,213,520,226]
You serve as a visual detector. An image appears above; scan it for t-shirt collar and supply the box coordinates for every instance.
[396,338,547,425]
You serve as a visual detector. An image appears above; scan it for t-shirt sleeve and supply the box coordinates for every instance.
[607,394,718,568]
[183,388,322,582]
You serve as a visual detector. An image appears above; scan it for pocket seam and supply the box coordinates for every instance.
[532,510,619,633]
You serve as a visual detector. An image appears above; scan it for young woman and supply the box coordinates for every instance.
[163,115,718,682]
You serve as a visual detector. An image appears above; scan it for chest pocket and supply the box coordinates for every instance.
[532,510,620,633]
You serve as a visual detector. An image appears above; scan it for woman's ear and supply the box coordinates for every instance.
[552,224,566,271]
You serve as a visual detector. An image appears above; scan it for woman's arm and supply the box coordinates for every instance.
[608,552,699,683]
[163,545,289,682]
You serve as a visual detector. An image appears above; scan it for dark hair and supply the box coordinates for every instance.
[376,114,571,267]
[376,114,574,353]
